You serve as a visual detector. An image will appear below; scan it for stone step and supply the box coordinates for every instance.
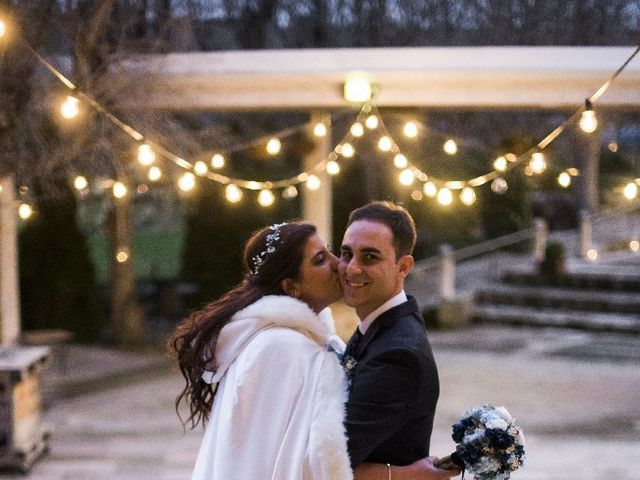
[502,269,640,292]
[473,304,640,333]
[474,284,640,314]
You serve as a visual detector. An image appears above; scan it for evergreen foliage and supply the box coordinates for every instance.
[19,181,106,342]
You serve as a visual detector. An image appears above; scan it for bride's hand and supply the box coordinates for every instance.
[405,456,461,480]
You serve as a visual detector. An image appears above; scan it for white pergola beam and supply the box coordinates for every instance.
[119,46,640,110]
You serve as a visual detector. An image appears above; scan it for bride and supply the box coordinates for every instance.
[170,222,456,480]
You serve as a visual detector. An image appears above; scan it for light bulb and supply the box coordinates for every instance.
[113,181,127,198]
[579,100,598,133]
[586,249,598,261]
[399,169,414,186]
[460,187,476,206]
[306,175,321,190]
[365,115,379,129]
[116,250,129,263]
[341,143,355,158]
[148,166,162,181]
[211,153,225,169]
[0,20,6,38]
[491,177,508,194]
[194,161,208,176]
[18,203,33,220]
[74,175,88,190]
[266,138,281,155]
[437,187,453,206]
[629,240,639,252]
[226,184,243,203]
[61,95,80,119]
[423,181,437,198]
[558,172,571,188]
[178,172,196,192]
[350,123,364,137]
[493,156,507,172]
[282,185,298,199]
[411,190,423,201]
[443,139,457,155]
[343,77,372,103]
[623,182,638,200]
[137,144,156,166]
[313,122,327,137]
[378,136,392,152]
[326,160,340,175]
[257,189,275,207]
[529,152,547,174]
[403,121,418,138]
[394,154,408,169]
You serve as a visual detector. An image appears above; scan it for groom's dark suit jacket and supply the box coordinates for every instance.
[344,296,439,468]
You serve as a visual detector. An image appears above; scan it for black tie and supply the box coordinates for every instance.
[346,328,363,358]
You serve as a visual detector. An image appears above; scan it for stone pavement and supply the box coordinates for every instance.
[3,323,640,480]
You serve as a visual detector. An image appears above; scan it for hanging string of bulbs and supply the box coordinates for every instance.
[3,17,639,220]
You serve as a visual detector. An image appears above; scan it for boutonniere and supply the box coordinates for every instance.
[341,354,358,380]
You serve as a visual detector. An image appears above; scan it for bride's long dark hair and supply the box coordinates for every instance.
[169,222,317,428]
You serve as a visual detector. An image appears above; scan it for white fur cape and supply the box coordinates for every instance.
[192,295,353,480]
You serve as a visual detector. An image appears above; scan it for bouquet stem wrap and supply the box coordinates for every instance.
[434,453,465,471]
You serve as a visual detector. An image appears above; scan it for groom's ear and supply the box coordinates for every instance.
[397,254,414,279]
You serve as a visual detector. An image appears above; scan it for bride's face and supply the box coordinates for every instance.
[290,233,342,313]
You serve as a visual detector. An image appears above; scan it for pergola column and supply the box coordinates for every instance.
[0,175,21,346]
[302,112,332,244]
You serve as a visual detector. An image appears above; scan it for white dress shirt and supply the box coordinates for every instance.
[358,290,408,335]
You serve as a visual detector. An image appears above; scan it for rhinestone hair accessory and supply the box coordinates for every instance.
[250,222,288,276]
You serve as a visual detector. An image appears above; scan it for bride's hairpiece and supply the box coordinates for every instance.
[251,222,288,276]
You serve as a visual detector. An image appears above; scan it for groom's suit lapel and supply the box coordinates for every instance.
[350,297,420,359]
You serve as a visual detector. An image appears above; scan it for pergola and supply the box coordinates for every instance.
[2,46,639,344]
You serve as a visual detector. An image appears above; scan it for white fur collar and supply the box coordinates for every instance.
[203,295,333,384]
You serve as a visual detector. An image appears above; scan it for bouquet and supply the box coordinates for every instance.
[434,404,525,480]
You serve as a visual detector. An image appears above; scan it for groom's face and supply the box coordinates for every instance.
[339,220,411,319]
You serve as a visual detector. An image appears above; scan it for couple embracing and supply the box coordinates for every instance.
[171,201,459,480]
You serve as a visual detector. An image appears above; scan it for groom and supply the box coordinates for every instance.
[340,201,455,478]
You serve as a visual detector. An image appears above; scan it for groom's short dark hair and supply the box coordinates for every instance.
[348,201,416,258]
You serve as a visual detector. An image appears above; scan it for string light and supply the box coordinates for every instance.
[60,95,80,119]
[350,122,364,137]
[567,168,580,176]
[623,182,638,200]
[112,181,127,198]
[306,175,321,190]
[193,161,208,176]
[437,187,453,206]
[341,143,355,158]
[266,138,281,155]
[558,172,571,188]
[394,154,408,169]
[137,144,156,166]
[403,121,418,138]
[579,99,598,133]
[137,184,149,194]
[226,184,243,203]
[443,139,457,155]
[313,122,327,137]
[74,175,88,190]
[0,19,6,38]
[257,189,275,207]
[629,240,639,252]
[378,136,392,152]
[529,152,547,174]
[459,187,476,206]
[326,160,340,175]
[148,166,162,181]
[343,77,372,103]
[211,153,225,169]
[365,115,379,129]
[18,203,33,220]
[423,181,437,198]
[399,169,414,186]
[493,156,507,172]
[178,172,196,192]
[608,142,619,153]
[116,250,129,263]
[586,248,598,261]
[411,190,423,201]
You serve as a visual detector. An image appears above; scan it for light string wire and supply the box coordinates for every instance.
[14,32,640,196]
